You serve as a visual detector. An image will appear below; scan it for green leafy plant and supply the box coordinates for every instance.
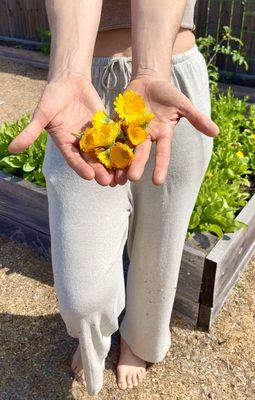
[188,90,255,238]
[0,114,47,186]
[37,26,51,55]
[197,26,249,92]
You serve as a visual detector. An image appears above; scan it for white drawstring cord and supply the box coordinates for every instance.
[101,58,132,90]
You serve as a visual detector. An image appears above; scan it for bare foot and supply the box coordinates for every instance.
[117,336,147,390]
[71,344,86,386]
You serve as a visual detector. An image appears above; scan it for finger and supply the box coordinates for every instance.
[81,151,114,186]
[109,169,118,187]
[152,134,172,186]
[127,137,152,182]
[59,143,95,181]
[115,169,128,185]
[180,97,219,137]
[8,118,44,153]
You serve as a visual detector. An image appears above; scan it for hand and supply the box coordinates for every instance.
[114,77,219,186]
[8,74,116,186]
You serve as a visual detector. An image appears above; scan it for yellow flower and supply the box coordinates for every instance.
[92,111,113,126]
[109,142,134,169]
[236,150,244,158]
[94,123,120,147]
[95,148,114,169]
[79,126,98,152]
[79,123,120,153]
[250,133,255,140]
[127,125,148,146]
[114,89,154,125]
[128,113,155,127]
[206,171,213,178]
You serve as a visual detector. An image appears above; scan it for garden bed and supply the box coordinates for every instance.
[1,169,254,331]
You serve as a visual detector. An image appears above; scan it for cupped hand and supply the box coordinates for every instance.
[8,74,116,186]
[115,77,219,186]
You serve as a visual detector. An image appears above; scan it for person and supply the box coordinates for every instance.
[8,0,219,396]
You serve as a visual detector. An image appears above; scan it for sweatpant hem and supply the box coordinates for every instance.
[118,325,172,364]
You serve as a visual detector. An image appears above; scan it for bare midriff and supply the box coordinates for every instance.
[93,27,196,58]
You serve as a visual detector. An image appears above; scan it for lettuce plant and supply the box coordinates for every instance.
[0,114,47,187]
[188,90,255,238]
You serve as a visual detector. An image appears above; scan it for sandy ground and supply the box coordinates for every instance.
[0,59,47,124]
[0,236,254,400]
[0,59,255,399]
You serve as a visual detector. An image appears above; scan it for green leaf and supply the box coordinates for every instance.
[23,161,36,172]
[206,224,224,239]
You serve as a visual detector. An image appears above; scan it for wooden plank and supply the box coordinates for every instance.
[176,245,206,303]
[207,0,221,39]
[209,193,255,300]
[241,1,255,76]
[0,0,10,36]
[0,0,49,40]
[194,0,209,37]
[0,214,51,259]
[173,294,199,325]
[197,304,212,330]
[200,195,255,319]
[0,44,49,69]
[198,245,255,330]
[0,171,49,234]
[198,258,217,308]
[216,0,232,72]
[214,219,255,298]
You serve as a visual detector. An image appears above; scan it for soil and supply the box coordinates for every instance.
[0,235,254,400]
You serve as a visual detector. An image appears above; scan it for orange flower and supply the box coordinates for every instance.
[109,142,134,169]
[127,125,148,146]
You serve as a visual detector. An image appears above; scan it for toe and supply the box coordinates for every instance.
[126,373,133,389]
[137,369,145,381]
[117,368,128,390]
[132,373,139,387]
[118,379,127,390]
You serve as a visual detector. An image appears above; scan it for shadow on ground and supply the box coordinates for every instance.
[0,311,124,399]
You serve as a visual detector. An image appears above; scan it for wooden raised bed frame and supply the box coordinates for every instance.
[0,170,254,330]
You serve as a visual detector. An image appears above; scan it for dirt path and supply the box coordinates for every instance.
[0,235,254,400]
[0,59,47,124]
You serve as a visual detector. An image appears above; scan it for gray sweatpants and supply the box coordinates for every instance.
[42,44,213,395]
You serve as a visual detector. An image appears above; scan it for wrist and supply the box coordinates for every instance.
[131,66,171,81]
[48,49,92,82]
[48,68,92,84]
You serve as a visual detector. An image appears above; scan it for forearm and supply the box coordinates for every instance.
[131,0,187,80]
[46,0,102,82]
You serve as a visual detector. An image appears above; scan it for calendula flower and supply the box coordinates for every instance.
[236,150,244,158]
[92,111,113,126]
[128,113,155,127]
[94,123,120,147]
[109,142,134,168]
[79,126,98,153]
[95,148,114,169]
[250,133,255,140]
[127,125,148,146]
[114,89,154,125]
[79,123,120,153]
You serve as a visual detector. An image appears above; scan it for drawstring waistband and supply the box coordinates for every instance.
[92,44,200,90]
[99,57,132,90]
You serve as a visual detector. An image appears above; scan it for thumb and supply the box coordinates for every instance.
[8,116,44,154]
[180,96,219,137]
